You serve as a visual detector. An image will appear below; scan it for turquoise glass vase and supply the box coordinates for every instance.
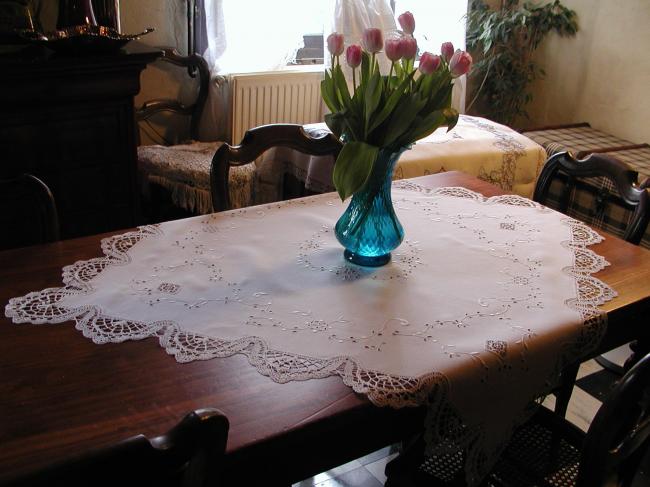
[335,146,408,266]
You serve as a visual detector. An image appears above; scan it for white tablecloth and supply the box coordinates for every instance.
[257,116,547,204]
[6,182,615,485]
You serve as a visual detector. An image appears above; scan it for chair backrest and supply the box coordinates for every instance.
[135,48,210,142]
[578,353,650,487]
[0,173,59,250]
[7,408,229,487]
[533,151,650,244]
[210,123,343,212]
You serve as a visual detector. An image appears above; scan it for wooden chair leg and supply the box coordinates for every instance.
[553,361,580,418]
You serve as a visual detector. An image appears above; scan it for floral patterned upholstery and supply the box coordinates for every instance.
[137,141,256,213]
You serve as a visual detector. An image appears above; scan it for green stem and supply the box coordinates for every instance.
[352,68,356,89]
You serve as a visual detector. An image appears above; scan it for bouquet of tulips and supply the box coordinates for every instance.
[322,12,472,201]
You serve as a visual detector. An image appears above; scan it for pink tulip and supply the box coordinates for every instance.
[346,44,362,68]
[441,42,454,62]
[384,38,403,62]
[362,28,383,53]
[400,36,417,60]
[418,52,441,75]
[449,50,473,77]
[327,32,344,56]
[398,11,415,35]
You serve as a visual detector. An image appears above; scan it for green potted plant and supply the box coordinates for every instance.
[466,0,578,126]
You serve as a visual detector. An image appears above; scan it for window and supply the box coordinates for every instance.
[203,1,467,73]
[204,0,330,73]
[393,0,468,52]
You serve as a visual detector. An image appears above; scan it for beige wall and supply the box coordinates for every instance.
[524,0,650,143]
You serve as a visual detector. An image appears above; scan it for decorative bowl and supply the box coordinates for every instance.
[23,25,154,54]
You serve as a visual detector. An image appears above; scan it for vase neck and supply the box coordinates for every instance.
[365,147,408,190]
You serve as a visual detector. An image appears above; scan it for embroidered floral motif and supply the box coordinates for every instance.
[157,283,181,294]
[485,340,507,358]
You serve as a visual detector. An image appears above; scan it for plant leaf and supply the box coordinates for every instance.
[382,92,427,147]
[324,112,346,139]
[360,51,371,90]
[367,70,416,134]
[334,65,353,111]
[332,141,379,201]
[364,69,382,134]
[320,78,339,113]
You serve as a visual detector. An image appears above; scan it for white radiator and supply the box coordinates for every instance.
[229,70,325,145]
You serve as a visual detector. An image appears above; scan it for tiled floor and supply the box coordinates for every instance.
[292,359,628,487]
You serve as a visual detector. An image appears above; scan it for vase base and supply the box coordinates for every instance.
[343,249,391,267]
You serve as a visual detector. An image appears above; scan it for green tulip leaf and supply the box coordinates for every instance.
[382,92,427,147]
[444,108,459,132]
[325,112,346,139]
[360,51,371,90]
[367,71,416,134]
[364,69,383,135]
[334,65,353,111]
[333,141,379,201]
[406,110,446,142]
[321,78,339,113]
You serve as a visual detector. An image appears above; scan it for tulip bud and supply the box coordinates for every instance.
[398,11,415,35]
[327,32,344,56]
[346,44,362,68]
[441,41,454,62]
[362,28,383,54]
[384,38,402,62]
[399,36,417,60]
[449,50,473,77]
[418,52,441,75]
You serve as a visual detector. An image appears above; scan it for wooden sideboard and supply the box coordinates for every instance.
[0,41,161,239]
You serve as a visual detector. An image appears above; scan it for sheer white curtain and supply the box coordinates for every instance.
[393,0,469,113]
[203,0,330,74]
[332,0,397,74]
[393,0,468,52]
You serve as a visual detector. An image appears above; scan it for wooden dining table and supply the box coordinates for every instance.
[1,172,648,486]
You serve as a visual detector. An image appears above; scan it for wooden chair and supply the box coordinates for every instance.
[210,123,343,212]
[385,353,650,487]
[481,352,650,487]
[136,48,210,144]
[533,152,650,416]
[136,47,262,217]
[534,151,650,244]
[0,173,59,250]
[5,408,229,487]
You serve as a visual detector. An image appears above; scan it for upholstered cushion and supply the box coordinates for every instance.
[137,141,256,213]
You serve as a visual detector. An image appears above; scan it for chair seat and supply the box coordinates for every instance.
[137,141,256,213]
[484,407,583,487]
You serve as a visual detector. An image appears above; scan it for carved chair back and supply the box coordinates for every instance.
[6,408,229,487]
[135,48,210,143]
[578,353,650,487]
[0,173,59,250]
[210,123,343,212]
[534,151,650,245]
